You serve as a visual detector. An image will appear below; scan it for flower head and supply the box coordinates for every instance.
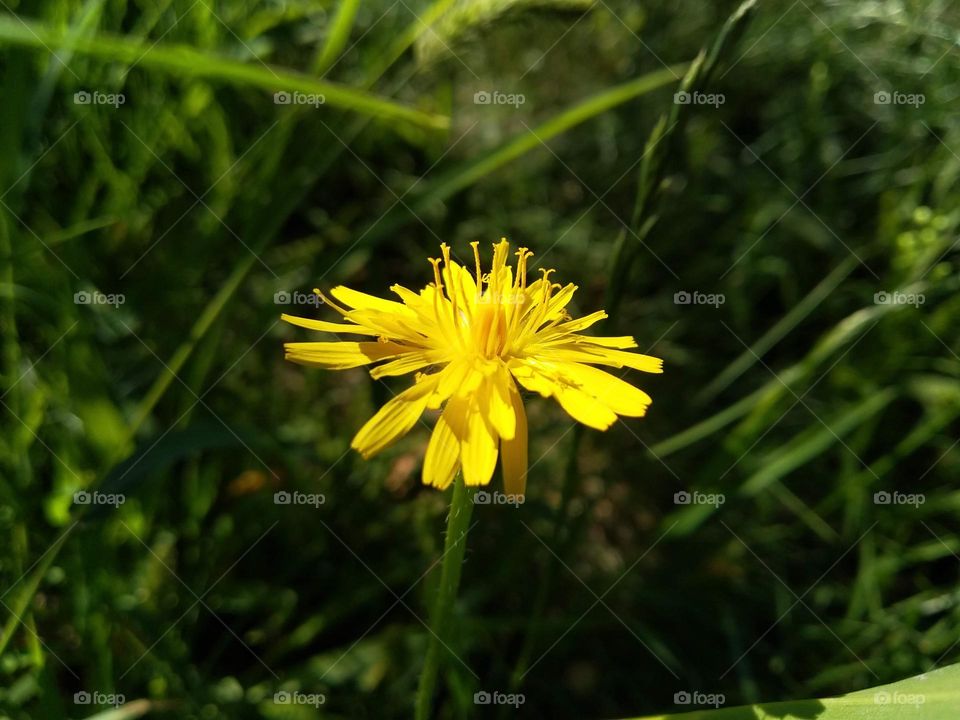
[283,239,662,494]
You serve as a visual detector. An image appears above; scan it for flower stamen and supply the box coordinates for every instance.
[314,287,348,315]
[470,241,483,294]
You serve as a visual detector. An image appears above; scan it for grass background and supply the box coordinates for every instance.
[1,0,959,717]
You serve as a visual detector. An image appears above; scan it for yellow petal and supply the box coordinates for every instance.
[542,283,577,320]
[417,284,463,347]
[539,345,664,373]
[437,359,472,400]
[554,385,618,430]
[388,285,449,332]
[507,359,555,397]
[509,359,618,430]
[390,283,421,306]
[345,308,431,341]
[281,313,375,335]
[284,340,409,369]
[521,277,546,303]
[552,310,606,333]
[369,351,441,379]
[500,381,528,497]
[484,365,516,440]
[331,286,415,317]
[460,402,498,486]
[443,260,478,308]
[574,335,638,349]
[515,281,575,336]
[351,378,435,458]
[423,396,468,489]
[557,362,652,417]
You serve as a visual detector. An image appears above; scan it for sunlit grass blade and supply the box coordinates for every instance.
[363,0,459,84]
[311,0,363,75]
[415,0,593,66]
[625,662,960,719]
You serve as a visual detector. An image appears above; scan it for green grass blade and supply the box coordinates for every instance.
[0,14,449,130]
[741,389,896,496]
[606,0,759,315]
[122,249,262,447]
[697,255,860,403]
[0,525,75,658]
[363,0,459,84]
[415,65,685,208]
[649,282,939,459]
[360,64,686,246]
[312,0,363,76]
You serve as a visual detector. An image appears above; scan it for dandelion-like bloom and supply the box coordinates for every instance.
[283,240,662,494]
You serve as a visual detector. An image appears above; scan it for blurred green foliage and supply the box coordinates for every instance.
[1,0,959,718]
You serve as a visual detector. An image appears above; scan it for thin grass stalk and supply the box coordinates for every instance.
[508,0,759,698]
[606,0,759,317]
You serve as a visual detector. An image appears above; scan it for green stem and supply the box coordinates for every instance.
[415,476,475,720]
[0,525,74,658]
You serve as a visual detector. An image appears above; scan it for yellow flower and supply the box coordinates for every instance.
[283,239,662,494]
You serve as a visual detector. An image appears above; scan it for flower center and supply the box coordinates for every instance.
[472,302,509,359]
[428,240,556,363]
